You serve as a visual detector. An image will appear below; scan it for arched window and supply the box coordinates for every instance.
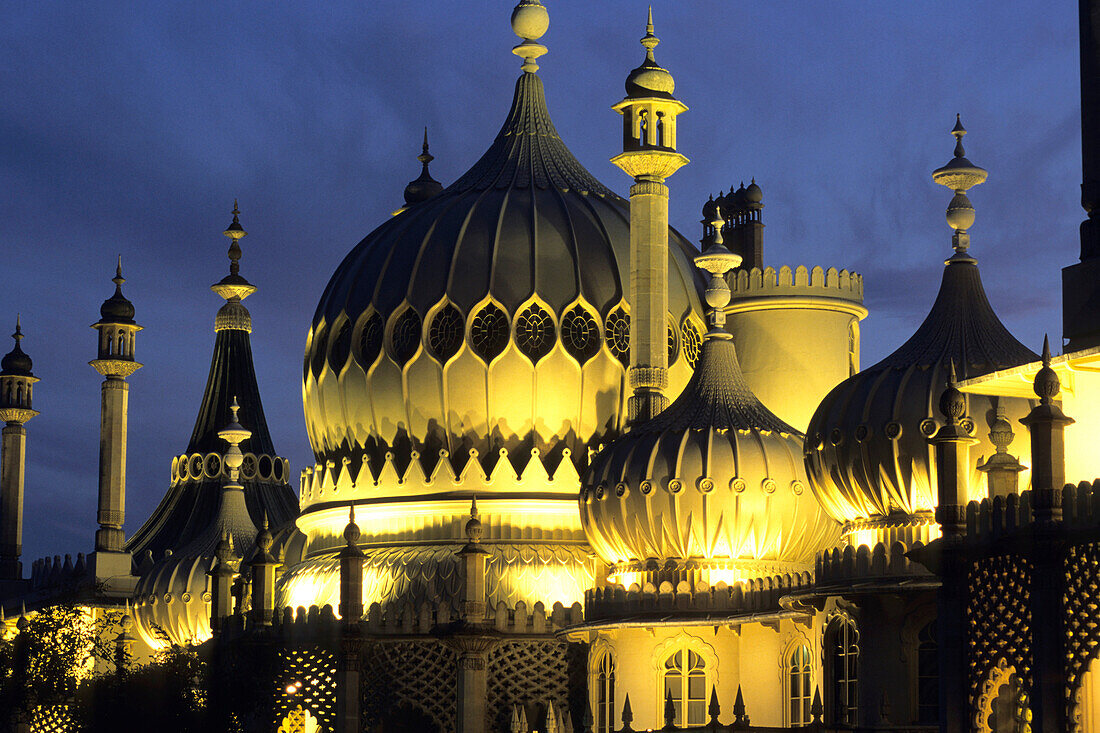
[917,621,938,725]
[663,649,707,727]
[593,650,615,733]
[788,644,813,727]
[825,618,858,725]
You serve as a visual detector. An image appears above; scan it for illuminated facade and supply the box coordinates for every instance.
[6,1,1100,732]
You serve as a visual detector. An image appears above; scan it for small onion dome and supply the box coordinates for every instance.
[1,319,32,377]
[744,179,763,204]
[625,9,676,99]
[403,129,443,206]
[805,256,1038,526]
[581,334,840,582]
[98,259,135,324]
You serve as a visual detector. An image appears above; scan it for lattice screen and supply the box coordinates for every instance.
[1065,542,1100,729]
[487,640,586,733]
[30,705,71,733]
[360,640,457,733]
[968,555,1033,714]
[275,647,337,732]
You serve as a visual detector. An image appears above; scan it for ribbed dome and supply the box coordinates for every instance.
[581,334,841,584]
[805,255,1038,528]
[1,341,32,377]
[303,70,705,486]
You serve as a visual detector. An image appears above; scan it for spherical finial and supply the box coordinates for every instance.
[939,360,966,423]
[1034,335,1060,404]
[464,495,483,543]
[120,613,134,633]
[344,504,361,545]
[511,0,549,41]
[511,0,549,72]
[215,531,234,563]
[932,116,987,257]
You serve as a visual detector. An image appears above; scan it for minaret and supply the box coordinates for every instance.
[611,9,688,424]
[90,258,142,558]
[1065,0,1100,348]
[0,319,38,583]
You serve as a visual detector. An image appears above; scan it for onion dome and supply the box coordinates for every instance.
[581,212,840,586]
[744,179,763,204]
[97,257,136,324]
[0,318,32,377]
[625,8,676,99]
[127,206,296,565]
[401,128,444,207]
[303,6,705,490]
[805,120,1037,538]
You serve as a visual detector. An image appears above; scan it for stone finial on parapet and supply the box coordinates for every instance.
[1021,336,1075,522]
[338,504,364,625]
[457,496,489,623]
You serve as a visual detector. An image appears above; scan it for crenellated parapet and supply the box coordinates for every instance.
[813,541,933,586]
[724,265,867,433]
[582,573,813,625]
[728,265,864,307]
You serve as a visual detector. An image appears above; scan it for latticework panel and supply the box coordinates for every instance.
[30,705,72,733]
[275,647,337,733]
[969,555,1033,714]
[1065,542,1100,728]
[360,640,457,733]
[487,640,586,733]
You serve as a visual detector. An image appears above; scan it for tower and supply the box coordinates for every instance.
[1064,0,1100,349]
[0,318,37,584]
[611,9,689,424]
[89,258,142,564]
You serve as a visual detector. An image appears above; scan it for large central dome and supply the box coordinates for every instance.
[303,70,706,498]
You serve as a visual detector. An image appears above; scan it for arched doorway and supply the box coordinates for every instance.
[1074,655,1100,732]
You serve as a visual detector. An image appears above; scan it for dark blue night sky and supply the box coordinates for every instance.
[0,1,1082,565]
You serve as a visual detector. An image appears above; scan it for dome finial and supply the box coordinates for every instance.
[693,207,742,333]
[114,255,124,286]
[464,495,483,544]
[932,116,987,261]
[1034,335,1061,404]
[402,127,443,208]
[13,315,21,343]
[212,201,256,302]
[511,0,549,73]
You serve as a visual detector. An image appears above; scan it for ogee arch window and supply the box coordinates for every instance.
[825,618,858,725]
[470,302,509,362]
[514,302,555,362]
[427,304,463,362]
[357,312,384,369]
[604,308,630,366]
[390,308,422,366]
[663,649,707,727]
[593,650,615,733]
[788,644,813,727]
[561,306,601,364]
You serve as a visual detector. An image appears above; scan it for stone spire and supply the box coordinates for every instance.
[0,318,38,583]
[124,204,296,564]
[932,115,988,262]
[90,259,142,560]
[611,9,689,424]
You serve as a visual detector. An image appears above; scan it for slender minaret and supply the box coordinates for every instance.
[1064,0,1100,348]
[90,258,142,555]
[611,9,688,424]
[0,319,38,583]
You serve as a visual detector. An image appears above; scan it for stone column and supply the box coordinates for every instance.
[336,506,364,733]
[627,176,671,423]
[929,373,976,733]
[94,376,129,552]
[1020,342,1072,732]
[0,422,28,581]
[208,534,236,635]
